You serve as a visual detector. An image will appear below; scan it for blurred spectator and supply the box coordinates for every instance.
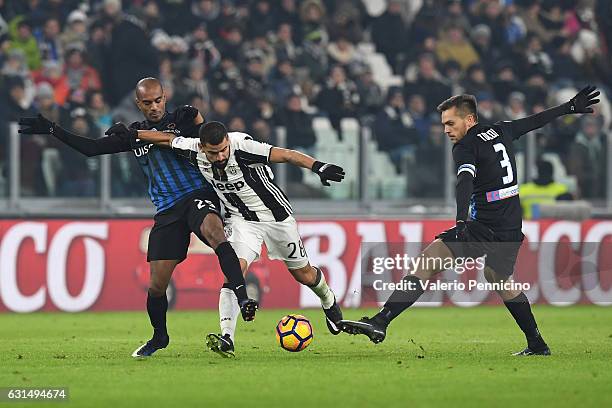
[470,24,500,73]
[410,122,445,198]
[299,0,327,41]
[520,33,553,77]
[327,36,359,68]
[504,91,528,121]
[251,118,272,144]
[86,90,112,131]
[103,0,158,106]
[60,10,89,51]
[9,17,41,70]
[476,92,504,124]
[491,62,521,103]
[36,17,62,63]
[371,0,408,73]
[315,64,360,136]
[567,115,607,199]
[208,93,232,123]
[435,23,480,71]
[217,24,243,62]
[64,46,102,96]
[243,33,276,75]
[57,110,99,197]
[210,56,243,101]
[354,65,383,117]
[228,115,247,133]
[276,0,302,42]
[520,159,571,219]
[403,53,451,114]
[406,94,431,142]
[186,23,221,71]
[295,29,329,83]
[175,59,210,105]
[275,94,316,150]
[373,87,418,171]
[516,0,560,45]
[2,48,35,104]
[274,22,298,62]
[462,64,492,96]
[269,58,300,106]
[327,0,365,43]
[31,60,69,105]
[188,0,222,37]
[248,0,276,38]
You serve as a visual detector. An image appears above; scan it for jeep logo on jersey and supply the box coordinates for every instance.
[213,181,245,191]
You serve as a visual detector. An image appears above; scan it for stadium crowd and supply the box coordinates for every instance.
[0,0,610,200]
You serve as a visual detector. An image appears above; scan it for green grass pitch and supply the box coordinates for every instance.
[1,306,611,407]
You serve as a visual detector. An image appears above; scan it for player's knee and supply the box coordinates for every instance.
[290,266,315,285]
[148,281,167,297]
[201,214,225,249]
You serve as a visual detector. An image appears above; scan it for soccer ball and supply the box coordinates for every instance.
[275,314,313,352]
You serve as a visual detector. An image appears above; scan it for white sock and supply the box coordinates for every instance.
[309,267,335,309]
[219,287,240,342]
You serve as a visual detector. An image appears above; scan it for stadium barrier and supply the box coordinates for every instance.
[0,219,610,312]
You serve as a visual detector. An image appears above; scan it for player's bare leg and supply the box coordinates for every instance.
[201,213,258,321]
[341,239,454,343]
[484,267,550,356]
[290,263,343,335]
[208,258,250,358]
[132,259,178,357]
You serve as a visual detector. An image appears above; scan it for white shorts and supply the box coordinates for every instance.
[224,216,309,270]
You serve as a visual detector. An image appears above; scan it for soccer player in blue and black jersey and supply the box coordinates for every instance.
[19,78,258,357]
[341,86,600,356]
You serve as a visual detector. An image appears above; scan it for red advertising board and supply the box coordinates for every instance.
[0,219,610,312]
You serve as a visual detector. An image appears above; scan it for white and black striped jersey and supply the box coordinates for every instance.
[172,132,293,222]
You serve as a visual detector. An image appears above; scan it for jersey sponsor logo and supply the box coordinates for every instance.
[133,143,154,157]
[477,129,500,141]
[486,185,519,202]
[213,180,245,191]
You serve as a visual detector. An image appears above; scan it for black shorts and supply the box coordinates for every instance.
[147,190,221,262]
[436,220,524,278]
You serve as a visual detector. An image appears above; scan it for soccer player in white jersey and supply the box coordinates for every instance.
[136,121,346,357]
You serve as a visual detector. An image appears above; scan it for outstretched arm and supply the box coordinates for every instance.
[136,130,177,146]
[505,85,600,138]
[269,147,345,186]
[18,115,131,157]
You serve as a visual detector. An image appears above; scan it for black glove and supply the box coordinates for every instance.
[455,220,468,242]
[18,114,56,135]
[568,85,600,114]
[105,122,138,140]
[312,160,345,186]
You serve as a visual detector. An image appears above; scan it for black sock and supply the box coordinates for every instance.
[147,291,168,340]
[504,292,546,348]
[215,242,248,302]
[375,275,425,325]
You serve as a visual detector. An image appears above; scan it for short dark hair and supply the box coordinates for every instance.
[199,121,228,145]
[436,94,478,121]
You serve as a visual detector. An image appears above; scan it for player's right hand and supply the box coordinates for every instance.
[18,114,56,135]
[455,220,469,242]
[568,85,600,113]
[105,122,137,140]
[312,161,346,186]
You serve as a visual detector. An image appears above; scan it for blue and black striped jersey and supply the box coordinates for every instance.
[129,106,212,212]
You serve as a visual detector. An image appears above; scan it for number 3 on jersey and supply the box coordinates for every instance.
[493,143,513,185]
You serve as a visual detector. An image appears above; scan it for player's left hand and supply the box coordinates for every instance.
[18,114,56,135]
[312,161,345,186]
[105,122,138,140]
[568,85,600,113]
